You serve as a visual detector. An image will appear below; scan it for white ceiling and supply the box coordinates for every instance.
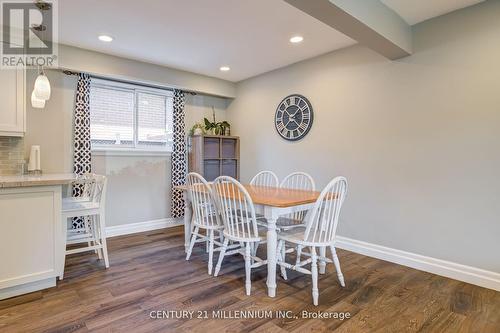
[381,0,486,25]
[59,0,486,82]
[59,0,355,82]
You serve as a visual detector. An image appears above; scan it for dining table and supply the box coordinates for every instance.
[175,183,322,298]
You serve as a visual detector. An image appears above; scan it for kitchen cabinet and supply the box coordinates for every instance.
[0,174,75,300]
[0,68,26,137]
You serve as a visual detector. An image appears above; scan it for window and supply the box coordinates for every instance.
[90,78,174,152]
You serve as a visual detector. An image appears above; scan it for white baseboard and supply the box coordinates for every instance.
[106,218,183,238]
[0,278,56,301]
[335,236,500,292]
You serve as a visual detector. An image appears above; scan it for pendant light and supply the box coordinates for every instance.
[31,3,52,105]
[31,90,46,108]
[33,68,51,100]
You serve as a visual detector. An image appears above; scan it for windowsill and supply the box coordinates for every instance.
[92,148,172,157]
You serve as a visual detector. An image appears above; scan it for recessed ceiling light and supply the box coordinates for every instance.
[290,36,304,44]
[98,35,113,42]
[220,66,230,72]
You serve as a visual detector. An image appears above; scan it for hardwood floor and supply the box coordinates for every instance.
[1,226,499,332]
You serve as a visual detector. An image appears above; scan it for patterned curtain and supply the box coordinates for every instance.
[72,73,92,228]
[171,89,187,218]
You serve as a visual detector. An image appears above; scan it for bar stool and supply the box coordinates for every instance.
[59,173,109,279]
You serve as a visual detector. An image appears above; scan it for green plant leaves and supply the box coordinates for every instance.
[203,117,230,135]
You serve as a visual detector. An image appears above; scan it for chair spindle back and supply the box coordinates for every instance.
[250,170,279,188]
[304,177,347,244]
[213,176,259,241]
[280,172,316,222]
[187,172,220,229]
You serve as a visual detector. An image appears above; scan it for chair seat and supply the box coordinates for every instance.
[63,197,91,204]
[193,223,225,230]
[256,217,305,230]
[278,226,329,247]
[192,214,225,230]
[277,217,306,230]
[62,200,100,213]
[223,224,267,243]
[278,226,304,241]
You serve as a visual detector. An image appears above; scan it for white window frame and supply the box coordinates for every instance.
[90,78,174,155]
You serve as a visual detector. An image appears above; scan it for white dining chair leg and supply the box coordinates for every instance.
[296,245,303,265]
[278,240,288,280]
[208,230,214,275]
[252,242,260,258]
[98,214,110,268]
[206,230,209,253]
[330,245,345,287]
[250,243,258,265]
[310,246,319,306]
[186,226,199,260]
[214,238,229,277]
[245,243,252,296]
[319,246,327,274]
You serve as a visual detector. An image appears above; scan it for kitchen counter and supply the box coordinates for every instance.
[0,173,75,300]
[0,173,76,188]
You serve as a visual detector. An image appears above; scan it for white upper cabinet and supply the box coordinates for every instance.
[0,68,26,137]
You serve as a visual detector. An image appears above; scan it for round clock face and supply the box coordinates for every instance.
[275,94,313,141]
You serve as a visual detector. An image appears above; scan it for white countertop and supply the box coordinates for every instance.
[0,173,76,188]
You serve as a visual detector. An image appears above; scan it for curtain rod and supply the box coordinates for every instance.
[62,70,197,95]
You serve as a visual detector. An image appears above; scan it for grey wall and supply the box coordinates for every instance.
[24,69,76,174]
[23,69,229,227]
[185,94,230,133]
[92,155,171,227]
[227,1,500,272]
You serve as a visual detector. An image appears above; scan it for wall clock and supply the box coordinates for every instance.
[275,94,313,141]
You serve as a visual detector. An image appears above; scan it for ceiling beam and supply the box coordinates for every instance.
[284,0,412,59]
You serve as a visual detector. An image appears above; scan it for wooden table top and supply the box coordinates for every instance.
[175,184,321,208]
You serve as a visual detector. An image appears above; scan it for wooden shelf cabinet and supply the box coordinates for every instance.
[0,69,26,137]
[188,135,240,181]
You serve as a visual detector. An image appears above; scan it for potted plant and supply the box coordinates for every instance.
[189,122,205,136]
[204,107,231,135]
[220,121,230,136]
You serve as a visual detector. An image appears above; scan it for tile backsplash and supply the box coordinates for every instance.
[0,137,24,175]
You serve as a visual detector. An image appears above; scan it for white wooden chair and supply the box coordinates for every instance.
[250,170,279,188]
[278,172,317,270]
[185,172,226,275]
[278,172,316,230]
[212,176,267,295]
[250,171,279,224]
[276,176,348,305]
[60,174,109,280]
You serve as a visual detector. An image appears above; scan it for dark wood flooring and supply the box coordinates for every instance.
[0,226,499,332]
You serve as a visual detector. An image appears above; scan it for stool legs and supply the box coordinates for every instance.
[60,212,110,278]
[98,214,110,268]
